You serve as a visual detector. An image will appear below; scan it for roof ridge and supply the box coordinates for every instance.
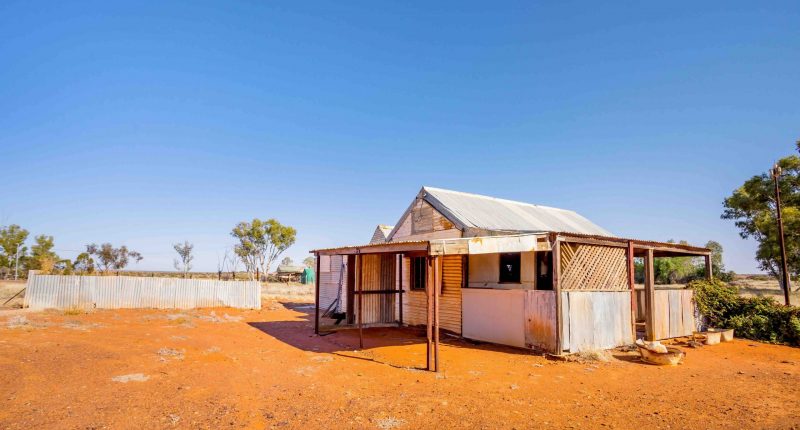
[422,186,573,213]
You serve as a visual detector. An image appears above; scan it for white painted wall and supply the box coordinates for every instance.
[462,288,526,348]
[467,251,536,289]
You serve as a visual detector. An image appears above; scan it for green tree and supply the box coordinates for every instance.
[86,243,143,274]
[28,235,60,273]
[231,218,297,280]
[703,240,735,281]
[173,240,194,277]
[722,153,800,284]
[303,256,316,268]
[0,225,29,277]
[73,252,96,275]
[653,240,699,284]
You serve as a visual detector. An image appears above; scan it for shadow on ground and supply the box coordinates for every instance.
[247,300,540,369]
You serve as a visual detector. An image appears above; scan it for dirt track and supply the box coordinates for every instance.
[1,300,799,429]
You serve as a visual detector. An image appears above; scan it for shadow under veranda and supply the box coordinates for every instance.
[247,300,546,364]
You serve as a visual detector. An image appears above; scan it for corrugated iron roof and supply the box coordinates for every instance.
[368,224,395,244]
[422,186,613,237]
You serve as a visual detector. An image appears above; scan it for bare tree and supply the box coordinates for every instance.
[173,241,194,278]
[219,248,238,281]
[86,243,143,274]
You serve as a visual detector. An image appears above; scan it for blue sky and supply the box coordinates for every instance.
[1,1,798,273]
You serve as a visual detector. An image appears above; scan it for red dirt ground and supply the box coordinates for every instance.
[1,301,799,429]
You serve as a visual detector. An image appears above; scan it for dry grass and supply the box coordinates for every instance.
[0,280,26,308]
[63,307,83,316]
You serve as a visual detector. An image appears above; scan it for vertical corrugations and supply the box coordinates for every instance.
[24,275,261,310]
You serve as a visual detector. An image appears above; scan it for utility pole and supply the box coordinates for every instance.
[14,247,21,280]
[771,163,792,306]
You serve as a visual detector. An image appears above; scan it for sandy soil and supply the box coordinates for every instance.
[1,301,799,430]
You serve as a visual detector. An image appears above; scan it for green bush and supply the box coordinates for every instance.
[688,279,800,346]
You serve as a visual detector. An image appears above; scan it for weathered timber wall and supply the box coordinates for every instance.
[355,254,396,324]
[391,199,461,242]
[400,255,463,334]
[653,289,695,340]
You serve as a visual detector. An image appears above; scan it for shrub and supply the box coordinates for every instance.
[688,279,738,327]
[688,279,800,346]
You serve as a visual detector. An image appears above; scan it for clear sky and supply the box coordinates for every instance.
[1,1,798,273]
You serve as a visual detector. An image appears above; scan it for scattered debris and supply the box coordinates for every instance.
[165,414,180,426]
[158,348,185,361]
[375,417,406,429]
[6,315,30,328]
[569,350,613,363]
[112,373,150,383]
[62,320,103,331]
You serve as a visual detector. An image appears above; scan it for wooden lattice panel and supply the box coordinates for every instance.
[560,243,629,291]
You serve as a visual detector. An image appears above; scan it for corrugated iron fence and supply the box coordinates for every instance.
[24,275,261,310]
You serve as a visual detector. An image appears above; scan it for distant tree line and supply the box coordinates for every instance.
[0,215,301,281]
[634,240,735,284]
[0,224,143,278]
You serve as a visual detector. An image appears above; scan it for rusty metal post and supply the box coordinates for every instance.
[627,241,637,342]
[704,254,713,281]
[398,254,404,327]
[552,235,563,354]
[314,253,321,335]
[426,256,433,371]
[357,254,363,349]
[644,248,656,341]
[434,256,441,372]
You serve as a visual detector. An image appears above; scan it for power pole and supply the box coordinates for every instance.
[14,247,20,280]
[771,163,792,306]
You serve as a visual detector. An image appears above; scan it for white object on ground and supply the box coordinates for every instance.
[635,338,668,353]
[112,373,150,383]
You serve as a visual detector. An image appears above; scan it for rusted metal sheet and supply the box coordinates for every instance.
[24,274,261,310]
[524,290,557,352]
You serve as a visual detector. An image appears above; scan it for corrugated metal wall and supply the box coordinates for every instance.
[24,275,261,310]
[561,291,632,353]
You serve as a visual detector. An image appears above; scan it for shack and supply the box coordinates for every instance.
[311,187,711,371]
[276,265,305,283]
